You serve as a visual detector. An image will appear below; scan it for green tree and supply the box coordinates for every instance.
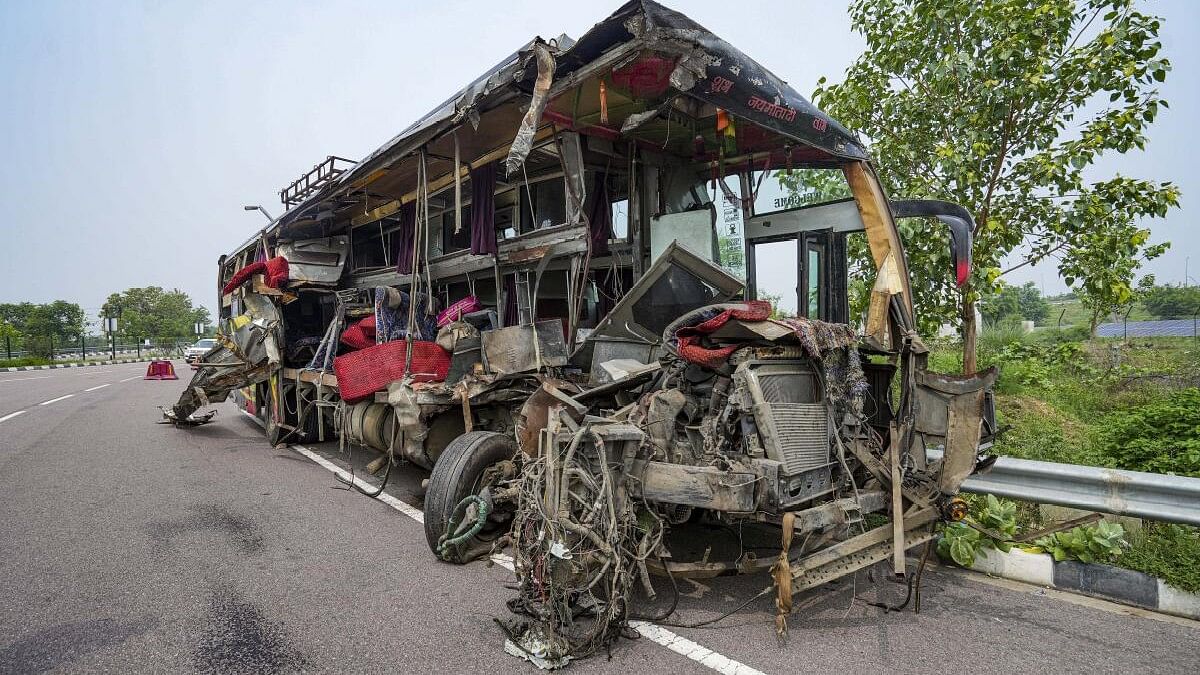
[1143,284,1200,319]
[0,302,36,331]
[814,0,1178,372]
[775,168,852,207]
[982,281,1050,326]
[756,291,795,319]
[981,283,1021,326]
[100,287,211,342]
[0,319,19,352]
[22,301,84,357]
[1016,283,1050,325]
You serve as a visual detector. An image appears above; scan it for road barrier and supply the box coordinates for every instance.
[930,450,1200,526]
[5,344,187,361]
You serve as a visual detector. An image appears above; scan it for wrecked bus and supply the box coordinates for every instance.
[167,0,996,662]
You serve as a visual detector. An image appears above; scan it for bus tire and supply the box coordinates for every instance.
[424,431,516,560]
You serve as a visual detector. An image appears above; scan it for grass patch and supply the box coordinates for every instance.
[1121,524,1200,593]
[0,357,49,368]
[1044,298,1155,328]
[991,394,1103,467]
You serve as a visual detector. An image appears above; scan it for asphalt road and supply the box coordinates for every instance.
[1,363,1198,673]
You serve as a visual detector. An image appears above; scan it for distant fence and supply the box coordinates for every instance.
[3,340,189,361]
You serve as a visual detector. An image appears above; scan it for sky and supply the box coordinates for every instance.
[1,0,1196,329]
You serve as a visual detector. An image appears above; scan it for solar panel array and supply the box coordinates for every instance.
[1096,319,1199,338]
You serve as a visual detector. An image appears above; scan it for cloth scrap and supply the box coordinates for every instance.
[221,256,289,296]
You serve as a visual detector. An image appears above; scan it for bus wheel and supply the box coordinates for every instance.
[261,381,284,446]
[424,431,518,562]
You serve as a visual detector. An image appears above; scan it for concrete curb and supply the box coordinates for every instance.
[0,357,179,373]
[967,546,1200,620]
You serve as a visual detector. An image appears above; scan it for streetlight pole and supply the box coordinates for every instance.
[243,205,275,222]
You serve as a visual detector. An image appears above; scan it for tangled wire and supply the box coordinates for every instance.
[501,422,664,666]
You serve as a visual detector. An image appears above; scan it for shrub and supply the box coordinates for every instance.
[1031,521,1126,563]
[1096,388,1200,476]
[1036,325,1091,344]
[978,323,1032,363]
[937,495,1018,567]
[984,340,1087,393]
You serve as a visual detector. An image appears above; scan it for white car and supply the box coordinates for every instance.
[184,338,217,364]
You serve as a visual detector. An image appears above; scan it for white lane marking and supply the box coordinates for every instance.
[629,622,767,675]
[0,410,27,423]
[0,376,52,384]
[39,394,75,406]
[289,442,766,675]
[119,375,142,382]
[291,444,426,523]
[84,384,111,392]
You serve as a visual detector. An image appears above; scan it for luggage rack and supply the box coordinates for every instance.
[280,155,355,208]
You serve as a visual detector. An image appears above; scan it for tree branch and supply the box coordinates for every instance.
[1001,240,1069,276]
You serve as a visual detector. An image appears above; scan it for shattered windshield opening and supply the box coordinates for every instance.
[630,263,720,336]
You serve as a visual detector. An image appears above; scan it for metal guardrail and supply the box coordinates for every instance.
[930,450,1200,526]
[5,345,186,361]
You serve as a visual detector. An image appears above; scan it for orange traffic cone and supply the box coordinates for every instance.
[144,360,178,380]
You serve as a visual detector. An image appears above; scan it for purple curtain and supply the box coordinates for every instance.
[394,202,416,274]
[586,172,612,255]
[469,161,498,255]
[503,274,518,327]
